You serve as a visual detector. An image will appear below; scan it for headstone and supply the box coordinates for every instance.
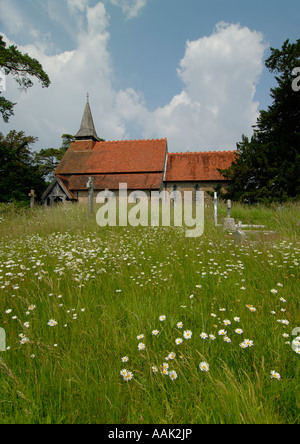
[223,217,236,231]
[28,189,36,209]
[214,192,218,226]
[0,328,6,351]
[234,229,246,244]
[227,199,232,218]
[86,176,95,216]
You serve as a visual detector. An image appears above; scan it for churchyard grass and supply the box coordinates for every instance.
[0,202,299,424]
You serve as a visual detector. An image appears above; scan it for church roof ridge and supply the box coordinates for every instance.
[168,149,236,155]
[98,137,167,144]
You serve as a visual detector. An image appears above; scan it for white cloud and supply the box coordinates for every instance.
[109,0,147,20]
[118,22,267,151]
[0,0,35,36]
[0,8,267,154]
[66,0,89,14]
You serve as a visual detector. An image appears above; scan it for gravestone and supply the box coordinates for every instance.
[28,189,36,209]
[234,229,246,244]
[227,200,232,218]
[87,176,95,216]
[223,199,236,231]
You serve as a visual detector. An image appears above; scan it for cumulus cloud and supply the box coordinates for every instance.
[120,22,267,151]
[0,4,267,154]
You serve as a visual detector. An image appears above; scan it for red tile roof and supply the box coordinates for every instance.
[164,151,237,182]
[55,138,168,176]
[68,173,163,190]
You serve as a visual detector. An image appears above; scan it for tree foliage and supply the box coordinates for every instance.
[0,131,47,203]
[0,35,50,122]
[220,39,300,203]
[34,134,75,181]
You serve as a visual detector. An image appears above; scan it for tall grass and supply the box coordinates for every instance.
[0,202,299,424]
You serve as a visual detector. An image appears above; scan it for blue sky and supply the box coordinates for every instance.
[0,0,299,152]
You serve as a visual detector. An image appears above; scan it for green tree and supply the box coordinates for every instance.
[0,35,50,122]
[34,134,75,181]
[0,130,47,203]
[220,39,300,203]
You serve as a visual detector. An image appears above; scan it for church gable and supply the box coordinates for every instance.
[41,176,77,206]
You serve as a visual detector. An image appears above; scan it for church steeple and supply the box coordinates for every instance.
[75,94,100,142]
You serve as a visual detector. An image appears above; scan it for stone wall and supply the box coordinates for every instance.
[75,181,229,203]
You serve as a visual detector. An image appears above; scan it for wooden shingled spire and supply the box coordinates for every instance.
[75,93,100,142]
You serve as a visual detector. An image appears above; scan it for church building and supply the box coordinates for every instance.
[42,97,236,205]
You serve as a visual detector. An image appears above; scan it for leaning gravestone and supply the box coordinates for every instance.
[234,229,246,244]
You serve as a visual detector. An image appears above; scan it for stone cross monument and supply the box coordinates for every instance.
[28,189,36,209]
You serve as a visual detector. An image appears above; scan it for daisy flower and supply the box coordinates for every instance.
[223,319,231,326]
[168,352,176,360]
[199,362,210,372]
[20,337,30,345]
[152,330,159,336]
[270,370,281,380]
[234,317,240,322]
[209,334,216,340]
[169,370,178,381]
[122,371,133,382]
[235,329,244,335]
[152,366,158,373]
[177,322,183,329]
[121,356,129,363]
[223,336,231,343]
[47,319,58,327]
[270,289,278,294]
[218,329,227,336]
[183,330,192,340]
[137,334,144,340]
[200,332,208,340]
[175,338,183,345]
[159,315,166,322]
[138,342,146,351]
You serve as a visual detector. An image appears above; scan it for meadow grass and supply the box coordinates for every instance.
[0,201,299,424]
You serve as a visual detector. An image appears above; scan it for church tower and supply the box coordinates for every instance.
[75,94,100,142]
